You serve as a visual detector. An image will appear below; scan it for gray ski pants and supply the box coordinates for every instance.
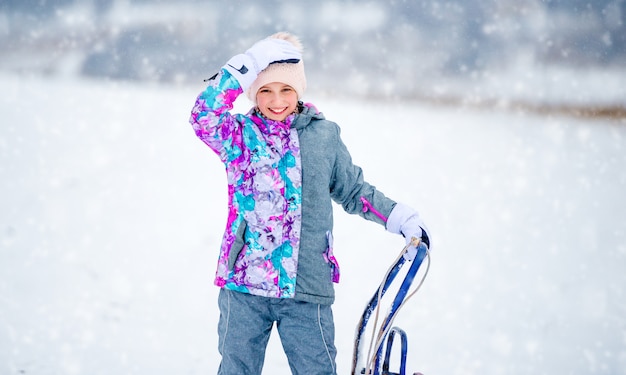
[217,288,337,375]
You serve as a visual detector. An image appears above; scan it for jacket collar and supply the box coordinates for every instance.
[248,102,325,134]
[248,108,292,135]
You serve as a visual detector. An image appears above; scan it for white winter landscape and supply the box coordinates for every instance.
[1,3,626,374]
[1,67,625,375]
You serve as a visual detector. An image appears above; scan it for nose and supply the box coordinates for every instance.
[270,91,283,101]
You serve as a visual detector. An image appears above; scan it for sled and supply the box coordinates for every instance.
[351,238,430,375]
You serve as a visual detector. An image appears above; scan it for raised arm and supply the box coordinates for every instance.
[189,35,303,160]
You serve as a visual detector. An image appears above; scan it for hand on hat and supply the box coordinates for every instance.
[224,37,302,92]
[245,38,302,74]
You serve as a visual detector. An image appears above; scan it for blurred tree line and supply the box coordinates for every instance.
[1,0,624,95]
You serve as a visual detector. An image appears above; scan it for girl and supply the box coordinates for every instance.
[188,32,430,375]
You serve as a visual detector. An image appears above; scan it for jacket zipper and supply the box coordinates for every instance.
[360,197,388,223]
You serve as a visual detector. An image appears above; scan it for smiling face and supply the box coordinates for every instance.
[255,82,299,122]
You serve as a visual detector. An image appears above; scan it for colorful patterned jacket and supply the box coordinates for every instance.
[189,69,397,305]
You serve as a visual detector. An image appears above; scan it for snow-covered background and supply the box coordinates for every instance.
[1,1,626,374]
[2,0,626,107]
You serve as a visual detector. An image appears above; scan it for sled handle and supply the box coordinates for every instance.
[382,327,408,375]
[352,240,430,375]
[371,243,428,373]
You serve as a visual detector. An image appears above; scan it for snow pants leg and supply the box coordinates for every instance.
[217,288,337,375]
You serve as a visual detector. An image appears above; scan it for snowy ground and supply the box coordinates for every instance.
[1,73,625,374]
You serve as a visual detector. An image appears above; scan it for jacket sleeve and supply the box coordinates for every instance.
[329,124,397,227]
[188,69,246,163]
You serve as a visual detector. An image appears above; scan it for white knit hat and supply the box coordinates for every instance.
[246,32,307,102]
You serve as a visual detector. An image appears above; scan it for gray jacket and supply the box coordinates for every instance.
[290,104,397,305]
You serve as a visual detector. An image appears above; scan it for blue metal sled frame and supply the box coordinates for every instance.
[351,241,430,375]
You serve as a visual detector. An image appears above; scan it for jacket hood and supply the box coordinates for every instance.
[292,102,325,130]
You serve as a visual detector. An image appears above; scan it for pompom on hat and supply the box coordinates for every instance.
[246,32,307,103]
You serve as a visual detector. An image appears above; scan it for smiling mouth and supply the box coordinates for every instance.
[269,107,288,115]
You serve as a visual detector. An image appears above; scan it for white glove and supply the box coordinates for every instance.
[245,38,301,74]
[386,203,431,261]
[223,38,302,91]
